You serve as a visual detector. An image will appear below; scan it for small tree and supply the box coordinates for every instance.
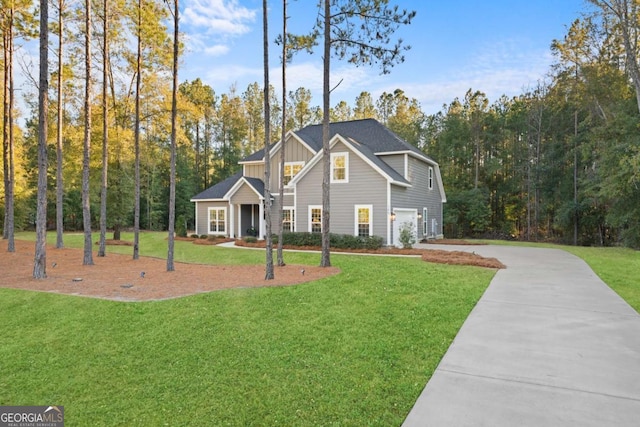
[399,221,416,249]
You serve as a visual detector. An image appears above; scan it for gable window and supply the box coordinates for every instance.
[309,206,322,233]
[355,205,373,237]
[208,207,226,234]
[423,208,428,236]
[283,161,304,185]
[282,207,295,232]
[331,152,349,183]
[428,166,434,190]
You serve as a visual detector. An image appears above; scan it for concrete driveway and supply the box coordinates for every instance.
[403,244,640,426]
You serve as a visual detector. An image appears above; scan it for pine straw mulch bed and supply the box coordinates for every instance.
[234,240,506,270]
[0,240,340,302]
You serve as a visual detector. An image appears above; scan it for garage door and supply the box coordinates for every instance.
[392,209,417,248]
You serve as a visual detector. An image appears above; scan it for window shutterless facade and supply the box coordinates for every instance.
[355,205,373,237]
[331,152,349,183]
[283,161,304,186]
[309,206,322,233]
[208,207,226,234]
[282,207,295,232]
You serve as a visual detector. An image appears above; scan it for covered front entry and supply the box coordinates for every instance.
[229,203,264,239]
[392,208,418,248]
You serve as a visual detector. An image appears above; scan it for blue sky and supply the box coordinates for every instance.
[181,0,588,114]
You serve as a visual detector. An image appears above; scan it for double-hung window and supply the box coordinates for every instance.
[282,208,295,232]
[283,162,304,185]
[428,166,434,190]
[355,205,372,237]
[208,207,226,234]
[331,152,348,183]
[309,206,322,233]
[423,208,428,236]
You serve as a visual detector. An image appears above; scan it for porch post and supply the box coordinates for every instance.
[229,204,235,238]
[259,200,265,240]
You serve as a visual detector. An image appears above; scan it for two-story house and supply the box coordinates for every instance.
[190,118,446,247]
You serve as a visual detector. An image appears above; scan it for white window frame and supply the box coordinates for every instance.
[428,166,434,190]
[308,205,322,233]
[208,207,227,235]
[282,161,304,186]
[282,207,295,232]
[330,152,349,183]
[423,207,428,236]
[354,205,373,237]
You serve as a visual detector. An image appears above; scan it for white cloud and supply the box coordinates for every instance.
[182,0,257,35]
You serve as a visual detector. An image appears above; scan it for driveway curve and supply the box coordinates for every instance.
[403,244,640,426]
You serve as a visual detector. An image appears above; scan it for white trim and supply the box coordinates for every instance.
[354,205,373,237]
[224,177,264,201]
[386,181,392,245]
[404,153,409,179]
[376,149,433,164]
[330,151,349,183]
[308,205,322,233]
[207,206,227,235]
[289,134,410,188]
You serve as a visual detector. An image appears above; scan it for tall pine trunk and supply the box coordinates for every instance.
[133,0,141,260]
[55,0,64,249]
[98,0,109,257]
[320,0,331,267]
[82,0,94,266]
[166,0,178,272]
[276,0,288,267]
[263,0,274,279]
[33,0,49,279]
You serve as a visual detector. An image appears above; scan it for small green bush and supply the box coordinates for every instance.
[280,232,382,250]
[200,235,208,239]
[190,234,199,239]
[176,215,187,238]
[244,236,258,243]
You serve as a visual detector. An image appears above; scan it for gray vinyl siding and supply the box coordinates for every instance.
[229,182,259,204]
[379,154,406,178]
[390,157,444,238]
[194,201,228,236]
[295,141,388,241]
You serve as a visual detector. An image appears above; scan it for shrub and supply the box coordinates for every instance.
[176,215,187,238]
[280,232,382,250]
[244,236,258,243]
[190,234,199,239]
[399,222,416,249]
[200,235,208,239]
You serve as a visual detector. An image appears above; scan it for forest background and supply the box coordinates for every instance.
[2,0,640,249]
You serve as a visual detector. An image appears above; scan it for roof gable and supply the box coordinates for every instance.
[295,118,435,163]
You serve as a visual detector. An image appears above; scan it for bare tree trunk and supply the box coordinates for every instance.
[133,0,141,260]
[98,0,109,257]
[55,0,64,249]
[82,0,94,265]
[573,110,578,246]
[2,27,10,243]
[320,0,331,267]
[7,6,14,253]
[33,0,49,279]
[276,0,288,267]
[166,0,178,272]
[263,0,274,279]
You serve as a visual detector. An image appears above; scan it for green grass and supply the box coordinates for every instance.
[2,232,495,426]
[479,239,640,312]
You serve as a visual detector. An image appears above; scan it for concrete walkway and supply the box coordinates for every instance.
[403,244,640,426]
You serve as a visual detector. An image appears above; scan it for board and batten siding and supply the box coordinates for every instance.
[194,201,228,236]
[390,156,443,238]
[243,135,316,190]
[295,140,388,241]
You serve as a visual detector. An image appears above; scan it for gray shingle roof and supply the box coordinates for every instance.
[191,172,242,200]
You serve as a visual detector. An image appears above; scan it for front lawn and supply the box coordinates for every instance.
[1,232,495,426]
